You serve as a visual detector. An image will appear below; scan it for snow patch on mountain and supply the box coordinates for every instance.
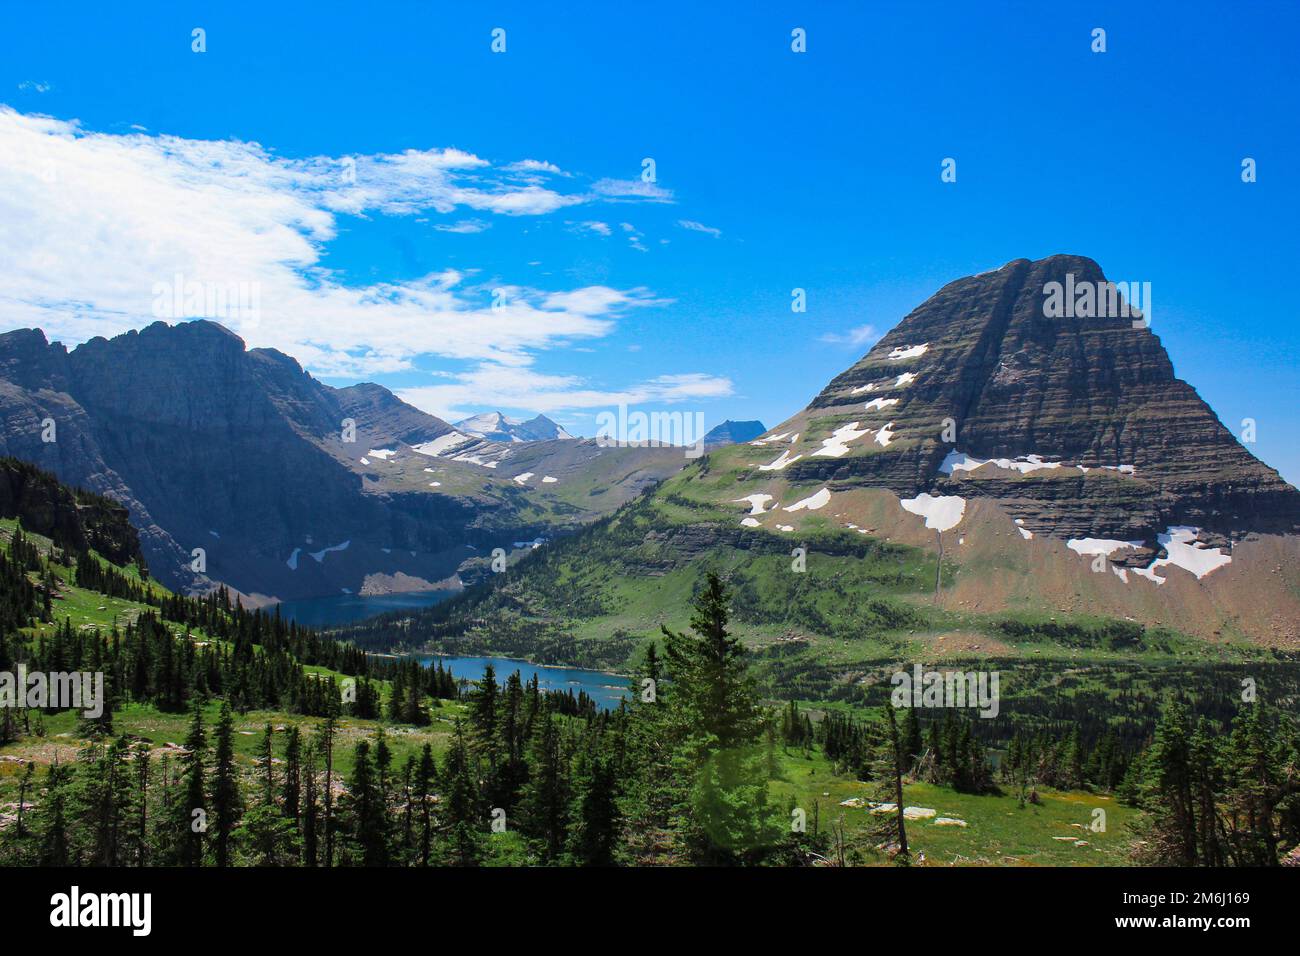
[813,422,871,458]
[1136,527,1233,583]
[734,493,775,515]
[454,455,499,470]
[1066,538,1142,557]
[758,449,802,471]
[940,451,1063,476]
[783,487,831,512]
[309,540,351,562]
[887,343,929,361]
[411,432,473,457]
[900,494,966,532]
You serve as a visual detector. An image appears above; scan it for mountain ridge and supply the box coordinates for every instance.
[0,320,687,602]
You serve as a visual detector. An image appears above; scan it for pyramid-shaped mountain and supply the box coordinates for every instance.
[764,254,1300,545]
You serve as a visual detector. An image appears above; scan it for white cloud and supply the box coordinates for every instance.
[18,81,52,93]
[820,324,881,348]
[571,220,612,237]
[592,178,674,203]
[506,158,564,175]
[397,365,734,422]
[433,219,491,233]
[619,221,648,253]
[677,219,721,238]
[0,107,672,377]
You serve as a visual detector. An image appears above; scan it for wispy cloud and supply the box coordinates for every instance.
[592,178,674,203]
[820,324,880,348]
[570,220,612,237]
[18,81,52,93]
[505,158,565,176]
[677,219,721,238]
[433,219,491,234]
[620,221,648,252]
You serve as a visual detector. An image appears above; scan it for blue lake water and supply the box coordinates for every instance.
[417,654,629,710]
[269,590,457,628]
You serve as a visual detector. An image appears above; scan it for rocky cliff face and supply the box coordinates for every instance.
[0,321,686,601]
[775,255,1300,544]
[0,456,144,567]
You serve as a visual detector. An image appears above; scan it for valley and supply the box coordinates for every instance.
[2,256,1299,872]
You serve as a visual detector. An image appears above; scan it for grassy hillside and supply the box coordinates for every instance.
[342,455,1294,678]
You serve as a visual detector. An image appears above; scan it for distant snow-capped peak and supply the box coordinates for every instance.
[454,411,574,442]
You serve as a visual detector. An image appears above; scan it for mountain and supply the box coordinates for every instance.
[455,411,574,443]
[0,320,688,602]
[785,255,1300,543]
[376,255,1300,668]
[0,455,144,569]
[702,420,767,449]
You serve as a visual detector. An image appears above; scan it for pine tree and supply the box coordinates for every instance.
[867,706,909,865]
[655,572,781,863]
[176,699,207,866]
[415,743,436,867]
[566,742,620,866]
[343,739,389,866]
[258,723,275,806]
[520,708,570,862]
[282,726,302,824]
[210,700,242,867]
[1133,699,1199,865]
[302,736,320,866]
[38,761,72,866]
[321,698,338,867]
[442,720,483,866]
[902,706,923,772]
[132,742,151,866]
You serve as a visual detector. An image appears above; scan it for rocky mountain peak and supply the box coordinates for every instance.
[772,254,1300,543]
[455,411,573,442]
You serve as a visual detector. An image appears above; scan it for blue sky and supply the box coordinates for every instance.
[2,1,1298,483]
